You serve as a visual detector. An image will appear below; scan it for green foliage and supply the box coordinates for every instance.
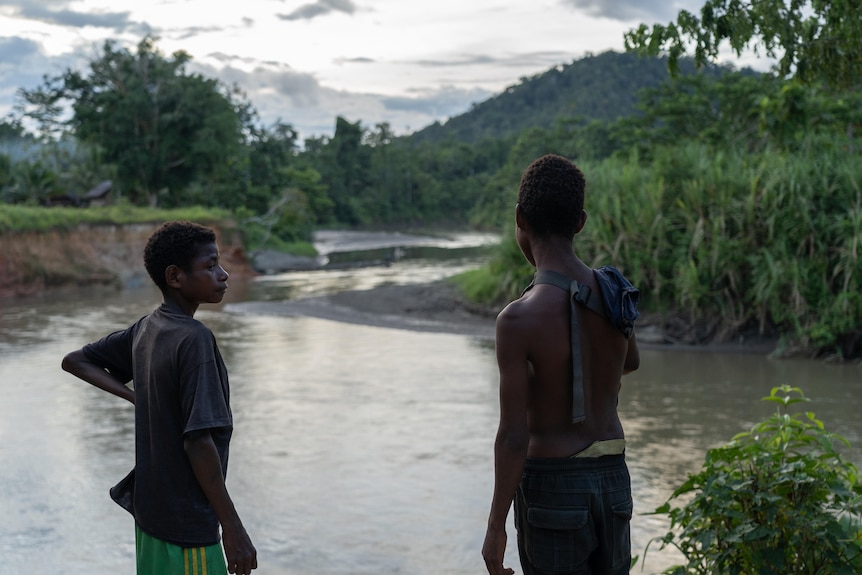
[0,154,10,190]
[462,62,862,358]
[451,232,534,306]
[476,139,862,358]
[409,51,721,146]
[624,0,862,91]
[237,215,317,256]
[1,158,61,204]
[0,204,229,233]
[319,116,371,224]
[648,386,862,574]
[19,36,247,207]
[616,72,862,156]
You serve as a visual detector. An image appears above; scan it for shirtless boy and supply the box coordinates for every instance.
[482,154,640,575]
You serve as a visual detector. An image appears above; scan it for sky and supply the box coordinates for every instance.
[0,0,727,141]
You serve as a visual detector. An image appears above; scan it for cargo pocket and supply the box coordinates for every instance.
[526,506,596,573]
[610,497,633,571]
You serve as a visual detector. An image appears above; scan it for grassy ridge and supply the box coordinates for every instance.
[0,204,230,233]
[0,204,317,256]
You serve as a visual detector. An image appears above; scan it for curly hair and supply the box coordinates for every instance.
[143,221,216,291]
[517,154,586,239]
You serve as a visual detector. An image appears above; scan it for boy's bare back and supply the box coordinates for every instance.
[496,259,638,458]
[483,154,640,575]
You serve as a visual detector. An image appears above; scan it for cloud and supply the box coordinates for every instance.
[0,37,81,120]
[190,57,491,140]
[0,35,81,84]
[174,26,230,41]
[411,51,573,70]
[382,85,492,117]
[191,59,323,107]
[163,17,254,42]
[7,2,143,34]
[334,57,375,65]
[0,36,41,61]
[559,0,701,23]
[277,0,358,22]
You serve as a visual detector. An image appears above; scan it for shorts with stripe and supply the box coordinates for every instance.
[136,524,228,575]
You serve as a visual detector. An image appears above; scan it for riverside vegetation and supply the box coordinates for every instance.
[1,1,860,359]
[645,386,862,574]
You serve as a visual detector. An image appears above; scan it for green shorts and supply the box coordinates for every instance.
[135,524,227,575]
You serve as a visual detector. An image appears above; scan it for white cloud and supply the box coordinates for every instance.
[278,0,359,22]
[560,0,703,22]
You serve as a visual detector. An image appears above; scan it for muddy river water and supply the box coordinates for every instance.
[1,230,860,574]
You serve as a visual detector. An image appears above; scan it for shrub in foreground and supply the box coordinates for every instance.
[647,385,862,574]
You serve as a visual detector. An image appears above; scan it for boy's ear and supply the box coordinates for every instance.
[515,203,527,230]
[575,210,588,234]
[165,264,183,289]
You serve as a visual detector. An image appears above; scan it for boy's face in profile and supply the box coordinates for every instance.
[178,242,229,304]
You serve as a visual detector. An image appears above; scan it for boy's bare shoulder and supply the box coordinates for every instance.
[496,286,558,330]
[496,294,527,330]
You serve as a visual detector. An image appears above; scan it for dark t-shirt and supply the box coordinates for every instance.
[83,304,232,546]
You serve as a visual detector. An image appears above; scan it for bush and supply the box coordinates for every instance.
[647,385,862,574]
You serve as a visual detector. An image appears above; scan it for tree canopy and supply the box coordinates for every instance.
[624,0,862,91]
[19,36,248,206]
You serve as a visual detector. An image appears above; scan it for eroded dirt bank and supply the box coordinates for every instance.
[0,222,255,299]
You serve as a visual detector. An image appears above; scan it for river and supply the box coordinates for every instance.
[0,230,860,575]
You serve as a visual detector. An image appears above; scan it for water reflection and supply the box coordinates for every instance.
[1,238,860,574]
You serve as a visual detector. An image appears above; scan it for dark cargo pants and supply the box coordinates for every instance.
[515,454,632,574]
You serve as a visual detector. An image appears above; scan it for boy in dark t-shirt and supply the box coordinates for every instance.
[62,221,257,575]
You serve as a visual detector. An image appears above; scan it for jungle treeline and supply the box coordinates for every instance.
[1,40,860,359]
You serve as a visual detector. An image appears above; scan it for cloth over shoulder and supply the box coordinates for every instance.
[592,266,640,339]
[522,266,640,423]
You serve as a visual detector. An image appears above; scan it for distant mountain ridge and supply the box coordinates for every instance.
[407,50,739,146]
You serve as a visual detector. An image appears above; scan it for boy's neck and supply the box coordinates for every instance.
[531,238,584,272]
[161,291,199,317]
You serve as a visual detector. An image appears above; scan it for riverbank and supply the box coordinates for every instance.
[230,279,499,339]
[230,278,781,356]
[0,221,782,356]
[0,221,255,298]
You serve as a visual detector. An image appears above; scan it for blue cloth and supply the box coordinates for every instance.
[593,266,639,340]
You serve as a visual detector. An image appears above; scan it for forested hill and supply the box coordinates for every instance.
[408,50,736,146]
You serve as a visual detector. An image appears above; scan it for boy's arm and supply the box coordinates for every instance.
[62,349,135,404]
[623,331,640,374]
[482,311,530,575]
[184,431,257,575]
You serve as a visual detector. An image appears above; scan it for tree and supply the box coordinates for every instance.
[314,116,370,224]
[19,36,247,206]
[624,0,862,91]
[0,117,25,141]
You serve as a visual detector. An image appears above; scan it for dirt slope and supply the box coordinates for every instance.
[0,222,254,299]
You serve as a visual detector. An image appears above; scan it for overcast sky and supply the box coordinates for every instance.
[1,0,734,140]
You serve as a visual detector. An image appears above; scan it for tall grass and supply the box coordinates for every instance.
[484,143,862,357]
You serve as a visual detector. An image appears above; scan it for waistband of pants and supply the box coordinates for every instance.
[524,453,626,472]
